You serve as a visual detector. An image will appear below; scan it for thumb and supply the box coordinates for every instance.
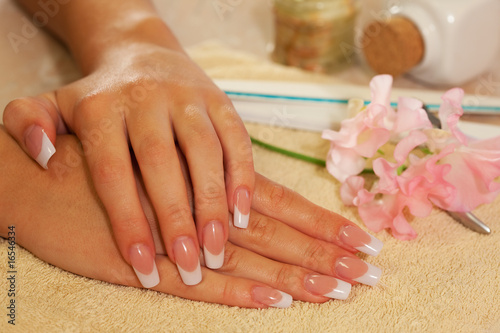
[3,93,63,169]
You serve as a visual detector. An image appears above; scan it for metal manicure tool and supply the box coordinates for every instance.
[423,106,491,234]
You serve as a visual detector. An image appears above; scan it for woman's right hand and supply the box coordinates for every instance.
[0,129,382,308]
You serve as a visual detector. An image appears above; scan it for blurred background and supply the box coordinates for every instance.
[1,0,499,124]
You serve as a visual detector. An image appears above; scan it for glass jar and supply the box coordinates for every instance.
[272,0,359,73]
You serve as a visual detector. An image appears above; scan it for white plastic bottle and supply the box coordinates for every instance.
[362,0,500,86]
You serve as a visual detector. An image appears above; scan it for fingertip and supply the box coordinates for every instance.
[203,220,225,269]
[3,96,60,168]
[233,186,251,229]
[173,236,203,285]
[25,125,56,169]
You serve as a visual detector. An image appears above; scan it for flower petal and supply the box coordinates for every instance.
[325,146,366,182]
[393,97,432,134]
[439,88,467,145]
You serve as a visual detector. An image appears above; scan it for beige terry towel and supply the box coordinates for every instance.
[1,42,500,333]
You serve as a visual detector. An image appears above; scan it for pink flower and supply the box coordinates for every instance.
[322,75,393,182]
[326,75,500,240]
[429,88,500,212]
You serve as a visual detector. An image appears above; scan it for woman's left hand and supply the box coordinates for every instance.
[0,129,383,307]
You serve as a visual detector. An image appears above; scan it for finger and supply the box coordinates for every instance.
[128,107,203,285]
[217,243,352,302]
[252,174,383,256]
[73,102,160,290]
[172,102,229,270]
[207,94,254,229]
[228,210,383,287]
[11,132,290,309]
[3,94,64,169]
[153,256,294,308]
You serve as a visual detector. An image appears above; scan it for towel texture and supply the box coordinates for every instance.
[1,42,499,333]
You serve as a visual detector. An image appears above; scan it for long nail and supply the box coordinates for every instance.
[304,274,351,300]
[129,243,160,288]
[335,257,382,287]
[173,236,202,285]
[252,286,293,308]
[25,125,56,169]
[203,221,225,269]
[233,187,251,228]
[339,225,383,256]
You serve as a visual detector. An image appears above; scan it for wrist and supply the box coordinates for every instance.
[73,16,185,74]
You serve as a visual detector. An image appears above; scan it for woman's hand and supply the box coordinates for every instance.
[0,128,382,308]
[3,1,254,287]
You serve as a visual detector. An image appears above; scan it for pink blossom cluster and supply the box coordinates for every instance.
[322,75,500,240]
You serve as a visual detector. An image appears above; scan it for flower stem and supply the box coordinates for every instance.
[250,136,327,167]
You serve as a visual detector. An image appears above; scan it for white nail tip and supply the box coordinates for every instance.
[355,234,384,256]
[324,279,352,300]
[271,291,293,308]
[354,262,382,287]
[203,245,224,269]
[177,261,202,286]
[36,131,56,169]
[233,205,249,229]
[132,262,160,289]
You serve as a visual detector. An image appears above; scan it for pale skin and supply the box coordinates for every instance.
[4,0,254,285]
[0,127,373,307]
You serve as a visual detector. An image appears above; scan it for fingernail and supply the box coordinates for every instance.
[203,221,225,269]
[233,186,251,228]
[339,225,383,256]
[129,243,160,288]
[25,125,56,169]
[304,274,351,300]
[252,286,293,308]
[173,236,202,285]
[335,257,382,287]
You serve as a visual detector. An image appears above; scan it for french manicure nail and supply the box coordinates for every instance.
[129,243,160,288]
[25,125,56,169]
[203,221,225,269]
[304,274,351,300]
[252,286,293,308]
[335,257,382,287]
[233,186,251,228]
[173,236,202,285]
[339,225,383,256]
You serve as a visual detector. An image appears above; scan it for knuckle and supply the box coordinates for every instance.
[247,214,277,246]
[220,279,238,302]
[193,130,222,153]
[266,183,292,213]
[305,207,336,239]
[272,265,304,291]
[301,240,329,270]
[112,215,145,235]
[219,245,240,273]
[162,201,193,223]
[225,158,254,179]
[137,136,172,168]
[183,131,223,163]
[194,181,226,209]
[92,156,128,186]
[215,103,240,124]
[3,97,39,127]
[181,104,204,120]
[74,94,107,124]
[4,98,28,115]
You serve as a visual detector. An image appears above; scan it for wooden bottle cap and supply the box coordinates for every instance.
[362,16,424,77]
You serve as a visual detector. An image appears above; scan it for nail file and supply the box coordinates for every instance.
[214,79,500,133]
